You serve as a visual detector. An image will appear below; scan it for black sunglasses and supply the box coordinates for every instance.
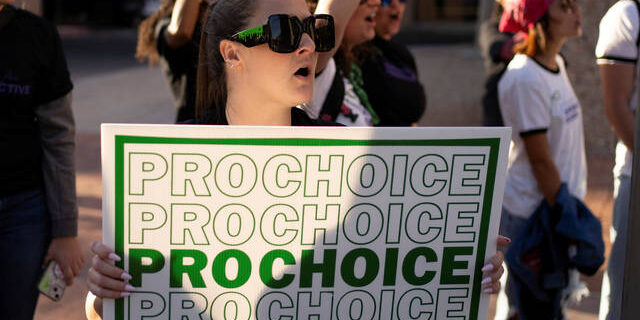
[230,14,335,54]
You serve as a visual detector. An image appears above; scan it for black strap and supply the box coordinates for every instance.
[0,5,16,31]
[520,128,549,138]
[318,68,345,121]
[598,55,638,63]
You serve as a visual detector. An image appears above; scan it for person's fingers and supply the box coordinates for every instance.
[481,251,503,275]
[71,259,83,278]
[496,263,505,279]
[91,241,120,262]
[482,264,504,283]
[478,239,509,296]
[483,281,501,294]
[489,251,504,268]
[79,254,88,273]
[87,279,130,299]
[77,258,85,273]
[92,255,130,280]
[62,264,74,286]
[481,270,502,294]
[88,267,132,293]
[42,252,53,266]
[497,235,511,247]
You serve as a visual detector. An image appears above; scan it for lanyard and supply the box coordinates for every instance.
[348,62,380,125]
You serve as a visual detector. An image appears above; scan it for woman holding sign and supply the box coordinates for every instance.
[84,0,508,317]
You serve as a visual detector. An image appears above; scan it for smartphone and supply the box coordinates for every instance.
[38,261,66,302]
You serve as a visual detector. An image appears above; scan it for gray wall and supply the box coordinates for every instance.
[562,0,619,156]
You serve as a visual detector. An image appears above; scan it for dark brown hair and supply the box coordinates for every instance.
[514,14,550,57]
[195,0,256,120]
[335,44,373,74]
[135,0,175,64]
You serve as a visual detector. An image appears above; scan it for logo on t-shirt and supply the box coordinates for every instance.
[0,72,31,96]
[565,103,580,123]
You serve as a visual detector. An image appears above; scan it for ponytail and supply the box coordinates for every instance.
[135,0,176,64]
[195,0,255,121]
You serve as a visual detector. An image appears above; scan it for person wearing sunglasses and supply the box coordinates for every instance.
[84,0,507,318]
[357,0,426,127]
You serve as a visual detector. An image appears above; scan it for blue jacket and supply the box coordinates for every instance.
[505,184,604,318]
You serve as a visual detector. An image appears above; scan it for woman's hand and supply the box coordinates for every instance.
[481,235,510,294]
[43,236,85,286]
[87,242,134,298]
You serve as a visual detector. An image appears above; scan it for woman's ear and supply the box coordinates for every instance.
[220,40,241,68]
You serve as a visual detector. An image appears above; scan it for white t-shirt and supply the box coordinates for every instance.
[306,58,373,126]
[498,54,588,218]
[595,0,638,178]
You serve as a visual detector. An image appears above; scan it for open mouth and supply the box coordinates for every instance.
[365,12,376,23]
[390,13,400,20]
[295,67,310,78]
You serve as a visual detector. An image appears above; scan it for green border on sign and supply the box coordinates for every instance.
[113,136,500,320]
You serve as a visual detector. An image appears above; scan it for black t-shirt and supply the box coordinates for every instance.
[0,5,73,195]
[361,36,426,126]
[156,18,201,123]
[478,19,511,127]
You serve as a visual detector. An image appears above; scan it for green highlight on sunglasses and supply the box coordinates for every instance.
[236,25,264,42]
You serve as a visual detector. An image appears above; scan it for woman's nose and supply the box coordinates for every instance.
[297,33,316,55]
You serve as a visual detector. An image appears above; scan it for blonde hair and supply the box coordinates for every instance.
[135,0,176,64]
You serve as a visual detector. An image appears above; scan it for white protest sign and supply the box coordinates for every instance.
[101,125,510,320]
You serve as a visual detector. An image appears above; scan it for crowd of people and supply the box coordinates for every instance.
[0,0,636,319]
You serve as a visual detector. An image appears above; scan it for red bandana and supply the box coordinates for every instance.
[499,0,556,33]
